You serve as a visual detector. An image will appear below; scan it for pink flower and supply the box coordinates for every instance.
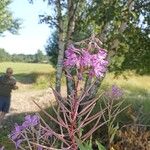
[98,49,107,59]
[105,85,124,100]
[79,50,91,67]
[64,45,108,78]
[22,115,39,128]
[64,45,80,68]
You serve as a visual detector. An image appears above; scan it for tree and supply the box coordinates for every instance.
[0,0,20,35]
[39,0,91,94]
[45,31,59,67]
[35,50,45,63]
[0,48,10,61]
[43,0,150,99]
[75,0,150,99]
[77,0,150,73]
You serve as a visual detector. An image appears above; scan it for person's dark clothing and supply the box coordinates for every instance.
[0,75,16,112]
[0,96,10,113]
[0,75,16,96]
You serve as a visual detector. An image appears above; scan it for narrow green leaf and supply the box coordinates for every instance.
[96,141,106,150]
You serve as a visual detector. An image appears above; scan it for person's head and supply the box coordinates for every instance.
[6,68,13,77]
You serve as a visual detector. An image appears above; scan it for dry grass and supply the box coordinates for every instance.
[103,72,150,91]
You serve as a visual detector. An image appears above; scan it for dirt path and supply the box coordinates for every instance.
[6,83,59,117]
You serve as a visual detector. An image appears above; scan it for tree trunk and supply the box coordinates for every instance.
[55,0,65,93]
[55,33,65,93]
[65,0,79,96]
[55,0,80,95]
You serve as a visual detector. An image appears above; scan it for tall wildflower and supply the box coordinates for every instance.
[64,45,108,78]
[9,115,40,149]
[105,84,124,100]
[9,43,110,150]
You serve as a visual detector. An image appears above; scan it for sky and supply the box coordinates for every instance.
[0,0,52,54]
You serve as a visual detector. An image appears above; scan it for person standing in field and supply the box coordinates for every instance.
[0,68,18,128]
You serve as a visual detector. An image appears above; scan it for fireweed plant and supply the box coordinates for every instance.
[9,43,124,150]
[99,84,130,149]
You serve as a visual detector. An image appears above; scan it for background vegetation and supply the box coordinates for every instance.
[0,48,49,63]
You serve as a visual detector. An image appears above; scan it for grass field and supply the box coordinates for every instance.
[0,62,56,89]
[103,72,150,98]
[0,61,149,114]
[0,62,150,149]
[0,62,55,74]
[0,62,150,91]
[0,61,150,99]
[102,73,150,125]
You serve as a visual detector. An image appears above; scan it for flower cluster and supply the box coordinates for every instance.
[64,45,108,78]
[105,85,124,100]
[9,114,40,149]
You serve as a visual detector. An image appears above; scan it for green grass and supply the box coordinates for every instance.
[103,72,150,90]
[0,62,67,89]
[101,72,150,125]
[0,62,55,74]
[102,72,150,99]
[0,62,56,89]
[0,129,15,150]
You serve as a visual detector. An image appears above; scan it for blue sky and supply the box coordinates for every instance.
[0,0,52,54]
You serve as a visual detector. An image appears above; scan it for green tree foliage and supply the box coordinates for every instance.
[11,54,36,62]
[0,48,48,63]
[35,49,46,63]
[0,0,20,35]
[45,31,59,67]
[0,48,10,61]
[117,26,150,74]
[78,0,150,74]
[45,0,150,74]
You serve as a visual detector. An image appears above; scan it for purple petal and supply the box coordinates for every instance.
[15,139,23,149]
[37,146,43,150]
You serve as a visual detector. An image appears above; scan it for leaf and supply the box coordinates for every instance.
[96,141,106,150]
[109,124,119,144]
[131,12,137,19]
[78,141,93,150]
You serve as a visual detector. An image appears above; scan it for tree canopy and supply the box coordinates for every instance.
[0,0,20,35]
[45,0,150,74]
[0,48,48,63]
